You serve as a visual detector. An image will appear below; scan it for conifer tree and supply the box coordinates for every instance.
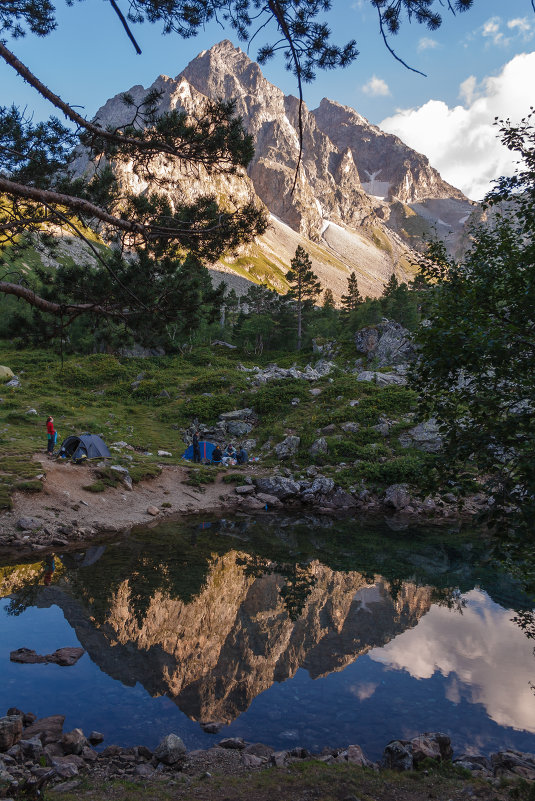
[322,288,335,309]
[286,246,321,351]
[382,272,399,298]
[341,272,363,311]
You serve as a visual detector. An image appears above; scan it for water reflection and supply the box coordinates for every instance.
[0,516,534,754]
[370,589,535,733]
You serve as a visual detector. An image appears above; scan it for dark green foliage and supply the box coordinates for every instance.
[381,280,419,330]
[180,393,237,422]
[328,438,389,461]
[222,473,245,483]
[185,467,217,488]
[415,112,535,537]
[382,272,399,298]
[247,380,309,414]
[341,271,363,312]
[340,453,435,486]
[128,463,162,483]
[322,288,335,309]
[286,246,322,351]
[13,479,42,492]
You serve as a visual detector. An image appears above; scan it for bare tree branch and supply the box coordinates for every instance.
[108,0,142,54]
[0,279,130,318]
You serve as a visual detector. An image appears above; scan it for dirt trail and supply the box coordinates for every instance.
[1,455,246,542]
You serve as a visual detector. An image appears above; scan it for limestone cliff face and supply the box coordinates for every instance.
[312,98,465,204]
[48,553,432,724]
[91,72,258,215]
[84,39,474,297]
[180,41,375,238]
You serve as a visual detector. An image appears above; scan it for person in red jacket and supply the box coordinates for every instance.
[46,416,57,455]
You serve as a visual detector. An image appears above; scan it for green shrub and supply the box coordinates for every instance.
[128,463,162,483]
[319,374,361,400]
[185,467,217,488]
[14,480,43,492]
[187,372,248,394]
[249,380,309,414]
[353,454,434,485]
[222,473,245,483]
[179,394,237,422]
[0,485,13,509]
[82,480,108,493]
[329,439,389,461]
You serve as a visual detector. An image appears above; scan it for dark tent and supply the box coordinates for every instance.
[182,441,217,462]
[58,433,111,463]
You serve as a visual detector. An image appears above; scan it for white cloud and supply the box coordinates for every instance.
[481,16,509,46]
[508,17,534,39]
[362,75,390,96]
[369,589,535,734]
[458,75,477,105]
[418,37,439,52]
[380,52,535,200]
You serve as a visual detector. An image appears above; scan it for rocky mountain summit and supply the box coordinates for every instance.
[84,41,476,299]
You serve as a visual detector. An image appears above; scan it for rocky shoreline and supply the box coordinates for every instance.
[0,455,487,561]
[1,709,534,798]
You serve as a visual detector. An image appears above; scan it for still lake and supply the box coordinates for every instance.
[1,514,534,761]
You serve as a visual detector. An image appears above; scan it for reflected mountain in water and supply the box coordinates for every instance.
[33,553,431,723]
[2,517,533,729]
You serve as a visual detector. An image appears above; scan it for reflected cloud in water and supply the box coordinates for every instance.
[369,589,535,732]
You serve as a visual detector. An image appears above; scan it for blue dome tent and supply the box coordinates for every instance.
[182,441,217,462]
[58,433,111,463]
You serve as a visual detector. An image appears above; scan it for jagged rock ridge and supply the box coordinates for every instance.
[87,40,476,299]
[35,554,432,724]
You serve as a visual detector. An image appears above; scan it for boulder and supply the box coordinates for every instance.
[399,419,442,453]
[255,492,283,508]
[50,755,81,778]
[235,485,255,495]
[453,754,491,774]
[274,436,300,460]
[356,371,406,386]
[62,729,87,756]
[88,731,104,745]
[308,476,335,495]
[318,487,356,509]
[16,517,41,531]
[340,422,359,433]
[491,750,535,780]
[220,408,258,422]
[226,420,254,436]
[22,715,64,745]
[355,321,416,367]
[384,484,411,510]
[0,716,23,752]
[217,737,246,750]
[254,476,301,500]
[0,366,14,381]
[382,740,413,771]
[309,437,328,457]
[200,722,224,734]
[409,735,442,765]
[244,743,274,759]
[153,734,186,765]
[146,506,159,516]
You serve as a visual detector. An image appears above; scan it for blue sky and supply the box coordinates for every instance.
[1,0,534,197]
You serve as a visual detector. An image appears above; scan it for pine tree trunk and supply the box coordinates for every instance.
[297,296,302,351]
